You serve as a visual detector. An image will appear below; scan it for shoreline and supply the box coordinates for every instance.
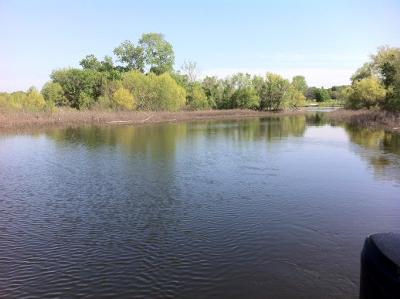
[0,109,307,131]
[326,109,400,133]
[0,108,399,133]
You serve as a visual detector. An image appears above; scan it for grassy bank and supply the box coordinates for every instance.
[0,109,305,130]
[327,109,400,132]
[2,108,399,133]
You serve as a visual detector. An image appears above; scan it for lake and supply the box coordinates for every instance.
[1,113,399,298]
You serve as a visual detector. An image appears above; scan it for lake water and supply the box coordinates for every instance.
[1,113,399,298]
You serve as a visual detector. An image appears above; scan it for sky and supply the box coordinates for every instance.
[1,0,399,91]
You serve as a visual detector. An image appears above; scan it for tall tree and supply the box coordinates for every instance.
[291,75,308,95]
[80,54,102,70]
[139,33,175,75]
[259,73,290,110]
[113,40,146,72]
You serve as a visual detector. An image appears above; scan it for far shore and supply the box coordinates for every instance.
[0,108,399,133]
[0,109,305,131]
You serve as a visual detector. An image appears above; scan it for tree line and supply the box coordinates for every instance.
[342,46,400,111]
[3,33,396,113]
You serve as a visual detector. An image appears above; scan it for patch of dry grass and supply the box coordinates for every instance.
[0,109,301,131]
[327,109,400,132]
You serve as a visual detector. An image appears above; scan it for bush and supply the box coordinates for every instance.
[187,83,210,110]
[284,87,306,109]
[122,71,186,111]
[259,73,290,111]
[314,88,330,102]
[112,87,136,110]
[51,68,104,109]
[41,82,67,106]
[0,88,48,112]
[345,77,386,109]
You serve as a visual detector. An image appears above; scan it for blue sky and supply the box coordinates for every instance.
[1,0,399,91]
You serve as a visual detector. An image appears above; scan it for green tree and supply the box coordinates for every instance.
[305,87,318,100]
[80,54,102,70]
[345,77,386,109]
[139,33,175,74]
[51,68,103,109]
[153,73,186,110]
[113,40,146,72]
[122,71,186,111]
[371,46,400,110]
[284,86,306,109]
[351,62,374,83]
[314,88,330,102]
[25,87,46,110]
[202,76,223,109]
[187,83,210,110]
[291,75,308,95]
[259,73,290,110]
[228,73,260,109]
[41,82,67,106]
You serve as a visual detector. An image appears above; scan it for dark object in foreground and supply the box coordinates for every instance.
[360,233,400,299]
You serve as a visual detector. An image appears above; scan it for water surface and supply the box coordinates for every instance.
[1,113,399,298]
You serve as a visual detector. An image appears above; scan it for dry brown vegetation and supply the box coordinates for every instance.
[327,109,400,132]
[2,108,399,133]
[0,109,301,131]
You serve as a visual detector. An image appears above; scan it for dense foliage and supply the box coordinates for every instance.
[1,32,366,113]
[0,87,50,112]
[344,46,400,111]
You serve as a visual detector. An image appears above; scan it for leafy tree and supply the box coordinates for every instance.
[186,83,209,110]
[284,86,306,109]
[113,40,146,72]
[348,46,400,111]
[100,56,122,80]
[122,71,186,111]
[51,68,103,109]
[0,88,48,111]
[139,33,175,74]
[351,62,374,83]
[228,73,260,109]
[345,77,386,109]
[328,85,347,100]
[80,54,102,70]
[112,87,136,110]
[371,46,400,110]
[153,73,186,110]
[25,87,46,110]
[80,55,121,80]
[291,75,308,95]
[230,74,257,108]
[372,46,400,88]
[231,87,259,109]
[259,73,290,110]
[41,82,67,106]
[314,88,330,102]
[202,76,223,109]
[305,87,318,100]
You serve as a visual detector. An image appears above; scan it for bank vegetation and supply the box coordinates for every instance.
[1,33,399,131]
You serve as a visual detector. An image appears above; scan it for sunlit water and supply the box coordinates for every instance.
[1,113,399,299]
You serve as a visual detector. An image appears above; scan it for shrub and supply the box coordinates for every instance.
[41,82,67,106]
[345,77,386,109]
[186,83,210,110]
[122,71,186,111]
[112,87,136,110]
[51,68,103,109]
